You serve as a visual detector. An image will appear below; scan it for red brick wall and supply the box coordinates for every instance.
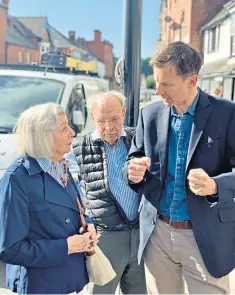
[7,45,39,64]
[165,0,228,51]
[87,41,113,79]
[166,0,193,45]
[160,1,167,42]
[86,41,104,62]
[0,5,8,63]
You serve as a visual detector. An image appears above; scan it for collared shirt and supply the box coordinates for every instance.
[68,129,140,221]
[159,92,199,221]
[36,158,67,186]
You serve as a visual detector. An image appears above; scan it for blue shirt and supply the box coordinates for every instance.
[159,92,199,221]
[36,158,67,186]
[67,129,140,221]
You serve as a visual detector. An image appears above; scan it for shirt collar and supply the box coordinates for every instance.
[171,89,199,117]
[36,157,65,173]
[91,128,126,142]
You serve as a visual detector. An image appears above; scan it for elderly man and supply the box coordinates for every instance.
[69,91,146,294]
[123,41,235,294]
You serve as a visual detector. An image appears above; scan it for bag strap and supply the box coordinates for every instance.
[68,171,88,231]
[76,196,88,231]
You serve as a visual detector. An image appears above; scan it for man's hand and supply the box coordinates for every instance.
[128,157,151,183]
[188,168,217,196]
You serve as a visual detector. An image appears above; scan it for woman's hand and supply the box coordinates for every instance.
[67,232,94,254]
[79,224,101,247]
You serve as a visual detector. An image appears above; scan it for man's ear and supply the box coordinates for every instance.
[189,74,198,87]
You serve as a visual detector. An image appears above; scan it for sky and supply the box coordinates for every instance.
[9,0,160,58]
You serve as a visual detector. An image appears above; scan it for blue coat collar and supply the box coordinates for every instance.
[18,155,79,211]
[19,156,43,176]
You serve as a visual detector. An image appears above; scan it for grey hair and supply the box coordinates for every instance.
[14,102,65,158]
[87,90,126,111]
[150,41,204,78]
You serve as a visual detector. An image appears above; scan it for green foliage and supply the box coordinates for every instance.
[146,78,155,89]
[141,57,153,77]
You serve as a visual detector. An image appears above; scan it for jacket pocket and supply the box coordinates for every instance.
[219,206,235,223]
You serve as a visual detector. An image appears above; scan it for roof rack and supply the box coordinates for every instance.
[40,51,96,73]
[0,63,99,77]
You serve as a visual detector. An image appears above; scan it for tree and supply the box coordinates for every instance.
[146,75,155,89]
[141,57,153,77]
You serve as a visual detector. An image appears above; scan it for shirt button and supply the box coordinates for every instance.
[65,217,70,224]
[178,144,183,149]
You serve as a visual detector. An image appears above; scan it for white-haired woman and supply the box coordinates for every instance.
[0,103,100,294]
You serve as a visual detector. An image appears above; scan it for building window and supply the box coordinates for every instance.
[231,36,235,56]
[210,27,216,52]
[231,13,235,57]
[208,26,220,53]
[18,51,23,64]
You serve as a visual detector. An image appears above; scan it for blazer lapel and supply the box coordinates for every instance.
[186,91,211,171]
[157,106,170,179]
[44,173,78,211]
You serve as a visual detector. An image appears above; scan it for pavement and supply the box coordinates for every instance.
[0,262,11,294]
[1,261,235,294]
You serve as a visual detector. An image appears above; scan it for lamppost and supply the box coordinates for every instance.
[124,0,142,127]
[115,0,142,127]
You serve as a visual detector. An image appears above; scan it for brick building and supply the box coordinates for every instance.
[0,0,87,66]
[0,0,40,64]
[19,18,87,61]
[159,0,230,52]
[67,31,106,78]
[86,30,114,81]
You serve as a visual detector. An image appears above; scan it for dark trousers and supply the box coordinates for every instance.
[89,228,147,294]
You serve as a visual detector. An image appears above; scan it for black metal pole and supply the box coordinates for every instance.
[124,0,142,127]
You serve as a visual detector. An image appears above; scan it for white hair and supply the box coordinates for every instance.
[87,90,126,111]
[14,103,65,158]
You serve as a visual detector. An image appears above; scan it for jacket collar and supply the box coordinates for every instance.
[20,155,43,176]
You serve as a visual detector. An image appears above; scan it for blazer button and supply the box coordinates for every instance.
[65,217,70,224]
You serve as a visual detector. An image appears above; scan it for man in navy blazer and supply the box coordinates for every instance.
[123,41,235,294]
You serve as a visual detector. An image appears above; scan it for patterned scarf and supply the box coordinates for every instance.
[60,158,70,188]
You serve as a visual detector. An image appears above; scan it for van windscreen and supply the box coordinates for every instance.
[0,75,65,132]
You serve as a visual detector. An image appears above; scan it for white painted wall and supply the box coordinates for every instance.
[203,18,231,63]
[40,42,51,55]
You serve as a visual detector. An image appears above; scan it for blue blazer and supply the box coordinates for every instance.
[0,156,89,294]
[123,89,235,278]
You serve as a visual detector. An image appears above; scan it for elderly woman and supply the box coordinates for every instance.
[0,103,100,294]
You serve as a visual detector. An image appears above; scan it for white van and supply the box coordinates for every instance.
[0,65,109,178]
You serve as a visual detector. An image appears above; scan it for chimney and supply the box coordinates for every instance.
[2,0,9,6]
[0,0,9,63]
[68,30,75,42]
[77,37,86,46]
[94,30,101,42]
